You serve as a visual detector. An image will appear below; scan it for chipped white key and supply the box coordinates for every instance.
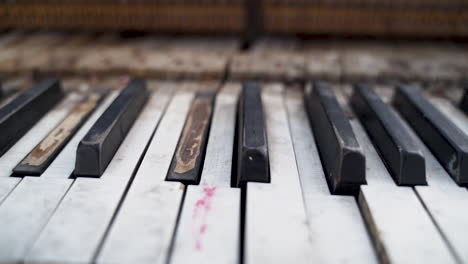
[96,88,194,264]
[244,84,313,264]
[0,93,82,203]
[285,88,377,264]
[170,83,241,264]
[0,91,118,264]
[25,87,173,264]
[353,120,456,264]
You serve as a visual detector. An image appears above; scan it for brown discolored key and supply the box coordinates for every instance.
[13,92,106,176]
[166,92,215,184]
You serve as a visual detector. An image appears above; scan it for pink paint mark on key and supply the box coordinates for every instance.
[193,184,217,251]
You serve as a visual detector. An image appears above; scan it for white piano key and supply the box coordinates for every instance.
[414,155,468,263]
[285,88,378,264]
[170,83,241,264]
[96,88,194,264]
[0,177,20,203]
[395,98,468,263]
[0,91,118,263]
[428,96,468,137]
[244,84,313,264]
[25,88,173,264]
[0,93,82,205]
[352,120,456,264]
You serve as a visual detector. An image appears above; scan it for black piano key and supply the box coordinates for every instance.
[13,93,105,176]
[351,84,426,185]
[0,78,64,157]
[74,78,149,177]
[393,84,468,185]
[305,81,366,195]
[234,81,269,187]
[166,92,215,184]
[460,89,468,115]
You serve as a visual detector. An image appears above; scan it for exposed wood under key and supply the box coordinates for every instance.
[393,84,468,185]
[26,88,171,264]
[166,92,215,184]
[74,78,148,177]
[351,83,426,185]
[13,92,105,176]
[234,81,269,187]
[305,81,366,194]
[170,84,241,264]
[0,78,64,157]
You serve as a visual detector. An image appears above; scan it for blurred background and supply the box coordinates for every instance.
[1,0,468,90]
[2,0,468,40]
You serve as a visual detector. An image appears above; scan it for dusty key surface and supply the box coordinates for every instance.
[395,103,468,264]
[170,84,241,264]
[96,87,193,264]
[0,93,80,205]
[74,78,149,177]
[245,84,313,264]
[353,120,456,264]
[166,92,215,184]
[305,81,365,194]
[0,91,110,264]
[0,78,64,157]
[351,83,426,185]
[14,92,105,176]
[393,84,468,185]
[26,88,171,264]
[235,81,269,187]
[286,88,378,264]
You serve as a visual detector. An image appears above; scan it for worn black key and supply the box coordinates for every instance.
[74,78,149,177]
[393,84,468,185]
[13,93,105,176]
[234,81,269,187]
[351,84,426,185]
[460,89,468,115]
[0,78,64,157]
[305,81,366,194]
[166,92,215,184]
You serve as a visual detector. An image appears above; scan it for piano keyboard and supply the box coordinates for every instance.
[0,77,467,264]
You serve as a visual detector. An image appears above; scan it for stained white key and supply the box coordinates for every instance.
[170,83,241,264]
[25,87,173,264]
[96,88,194,264]
[353,120,456,264]
[245,84,313,264]
[0,91,118,264]
[285,88,377,264]
[0,93,82,203]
